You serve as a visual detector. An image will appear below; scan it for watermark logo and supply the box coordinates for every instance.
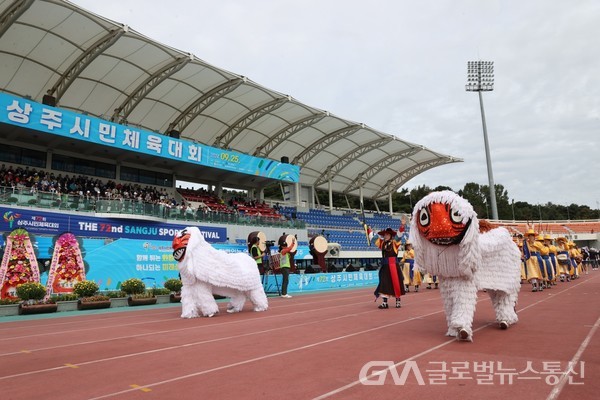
[359,360,585,386]
[359,361,424,385]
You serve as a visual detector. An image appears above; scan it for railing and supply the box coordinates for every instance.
[0,186,305,229]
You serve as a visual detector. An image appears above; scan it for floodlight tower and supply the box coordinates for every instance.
[466,60,498,220]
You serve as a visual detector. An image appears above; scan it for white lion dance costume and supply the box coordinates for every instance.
[172,227,268,318]
[409,191,521,341]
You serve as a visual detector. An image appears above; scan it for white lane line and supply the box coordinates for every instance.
[86,307,453,400]
[312,275,597,399]
[0,302,409,381]
[0,295,412,357]
[0,291,372,337]
[545,314,600,400]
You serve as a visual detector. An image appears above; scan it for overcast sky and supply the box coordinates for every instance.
[76,0,600,210]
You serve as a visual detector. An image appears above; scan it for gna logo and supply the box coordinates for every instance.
[3,211,21,228]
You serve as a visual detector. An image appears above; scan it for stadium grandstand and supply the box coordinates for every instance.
[0,0,598,292]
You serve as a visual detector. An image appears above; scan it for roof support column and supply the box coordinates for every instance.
[389,192,394,216]
[328,178,333,212]
[313,186,321,207]
[258,187,265,202]
[295,182,301,207]
[359,185,364,213]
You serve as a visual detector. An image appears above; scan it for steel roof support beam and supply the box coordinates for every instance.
[48,27,126,103]
[313,137,392,188]
[167,78,243,133]
[292,124,361,166]
[214,97,288,148]
[112,55,192,122]
[253,113,325,157]
[371,157,459,199]
[343,146,423,194]
[0,0,33,38]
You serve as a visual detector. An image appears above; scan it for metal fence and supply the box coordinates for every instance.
[0,186,304,229]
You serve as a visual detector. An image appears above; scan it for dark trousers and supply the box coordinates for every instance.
[281,268,290,295]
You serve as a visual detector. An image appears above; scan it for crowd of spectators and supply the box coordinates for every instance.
[0,164,177,209]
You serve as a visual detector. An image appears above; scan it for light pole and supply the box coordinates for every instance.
[511,199,515,221]
[466,61,498,220]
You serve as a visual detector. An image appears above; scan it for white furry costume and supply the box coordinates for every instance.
[409,191,521,341]
[172,227,268,318]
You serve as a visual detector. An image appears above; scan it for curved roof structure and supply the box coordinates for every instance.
[0,0,461,199]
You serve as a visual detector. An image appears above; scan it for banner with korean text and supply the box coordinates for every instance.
[0,92,299,182]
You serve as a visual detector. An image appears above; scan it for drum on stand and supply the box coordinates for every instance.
[309,235,328,272]
[280,234,297,252]
[247,231,267,252]
[279,234,298,272]
[310,236,328,253]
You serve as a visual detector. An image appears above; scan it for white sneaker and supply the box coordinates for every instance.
[281,294,292,298]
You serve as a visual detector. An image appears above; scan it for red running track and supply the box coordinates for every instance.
[0,272,599,400]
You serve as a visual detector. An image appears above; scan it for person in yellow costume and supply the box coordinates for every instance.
[544,235,558,286]
[537,234,554,288]
[555,237,571,282]
[401,241,421,292]
[569,242,582,278]
[571,242,585,278]
[514,236,527,283]
[523,229,544,292]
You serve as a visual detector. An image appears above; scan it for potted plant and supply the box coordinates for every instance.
[0,297,21,317]
[164,278,183,302]
[151,287,172,304]
[105,290,128,308]
[121,278,156,306]
[73,280,110,310]
[17,282,57,314]
[54,293,80,312]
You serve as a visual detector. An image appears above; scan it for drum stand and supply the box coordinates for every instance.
[264,251,281,296]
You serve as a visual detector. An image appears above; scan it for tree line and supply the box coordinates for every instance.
[265,182,599,221]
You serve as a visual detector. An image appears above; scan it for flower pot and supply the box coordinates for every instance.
[77,300,111,310]
[109,297,129,308]
[127,297,157,306]
[19,303,58,315]
[155,294,171,304]
[56,300,79,312]
[0,303,20,316]
[170,294,181,303]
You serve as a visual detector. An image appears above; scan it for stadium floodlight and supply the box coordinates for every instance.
[466,60,498,220]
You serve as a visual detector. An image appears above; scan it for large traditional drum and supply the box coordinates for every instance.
[309,235,328,272]
[278,234,298,272]
[248,231,267,252]
[280,234,298,252]
[309,235,328,254]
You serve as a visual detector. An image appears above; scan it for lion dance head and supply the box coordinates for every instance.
[409,191,481,277]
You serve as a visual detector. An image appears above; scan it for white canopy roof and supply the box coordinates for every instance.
[0,0,461,199]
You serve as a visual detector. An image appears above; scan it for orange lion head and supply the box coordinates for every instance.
[172,229,191,262]
[416,202,471,246]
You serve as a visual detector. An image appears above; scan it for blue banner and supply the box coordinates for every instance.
[27,237,314,291]
[263,271,378,294]
[1,206,226,242]
[0,92,299,182]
